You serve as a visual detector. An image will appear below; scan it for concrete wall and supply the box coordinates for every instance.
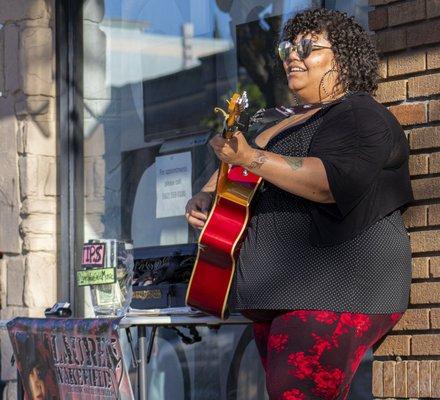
[369,0,440,398]
[0,1,57,398]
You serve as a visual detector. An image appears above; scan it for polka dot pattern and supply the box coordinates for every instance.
[231,107,412,314]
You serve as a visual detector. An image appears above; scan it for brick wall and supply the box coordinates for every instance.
[369,0,440,398]
[0,1,57,398]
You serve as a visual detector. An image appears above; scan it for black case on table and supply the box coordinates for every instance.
[131,243,197,310]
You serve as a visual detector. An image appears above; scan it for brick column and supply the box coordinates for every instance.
[0,1,57,398]
[369,0,440,398]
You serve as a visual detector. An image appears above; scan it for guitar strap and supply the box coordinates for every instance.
[249,97,346,126]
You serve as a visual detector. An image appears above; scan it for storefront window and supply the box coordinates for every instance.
[79,0,370,398]
[82,0,370,247]
[82,0,323,247]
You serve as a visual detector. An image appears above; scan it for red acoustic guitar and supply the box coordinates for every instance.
[186,92,262,319]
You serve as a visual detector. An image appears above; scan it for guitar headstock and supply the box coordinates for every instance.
[215,91,249,139]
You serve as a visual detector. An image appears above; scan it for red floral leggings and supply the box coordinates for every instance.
[248,309,402,400]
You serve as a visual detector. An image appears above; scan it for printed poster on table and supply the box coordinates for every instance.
[7,317,134,400]
[156,151,192,218]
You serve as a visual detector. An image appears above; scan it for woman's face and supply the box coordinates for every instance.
[28,367,46,400]
[282,31,339,102]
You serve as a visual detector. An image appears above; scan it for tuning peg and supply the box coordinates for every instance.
[237,91,249,112]
[214,107,229,119]
[240,91,249,110]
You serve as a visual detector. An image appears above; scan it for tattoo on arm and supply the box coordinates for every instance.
[283,156,304,171]
[246,150,268,169]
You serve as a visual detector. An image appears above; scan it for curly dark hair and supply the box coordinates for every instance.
[281,8,379,94]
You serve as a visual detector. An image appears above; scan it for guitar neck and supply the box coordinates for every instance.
[216,161,230,195]
[216,123,238,193]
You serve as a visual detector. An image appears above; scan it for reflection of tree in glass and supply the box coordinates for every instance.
[200,108,225,135]
[235,14,296,108]
[200,81,265,136]
[237,81,266,116]
[202,8,299,135]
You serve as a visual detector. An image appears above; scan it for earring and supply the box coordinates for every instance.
[319,68,339,100]
[329,60,349,98]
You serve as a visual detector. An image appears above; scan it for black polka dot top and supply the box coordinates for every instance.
[230,105,412,314]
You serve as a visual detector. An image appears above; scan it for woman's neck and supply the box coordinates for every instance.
[298,89,347,105]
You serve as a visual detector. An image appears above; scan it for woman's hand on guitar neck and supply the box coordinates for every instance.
[209,131,253,166]
[185,191,214,229]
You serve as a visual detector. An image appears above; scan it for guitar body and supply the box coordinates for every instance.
[186,165,262,319]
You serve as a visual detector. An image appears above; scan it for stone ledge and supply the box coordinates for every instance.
[0,0,50,23]
[0,27,4,95]
[0,331,15,381]
[0,259,6,307]
[20,214,56,235]
[3,23,20,95]
[15,96,52,119]
[24,252,56,308]
[22,234,55,252]
[6,256,25,306]
[21,198,56,215]
[17,119,56,156]
[19,26,54,96]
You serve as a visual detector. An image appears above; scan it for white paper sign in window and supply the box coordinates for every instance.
[156,152,192,218]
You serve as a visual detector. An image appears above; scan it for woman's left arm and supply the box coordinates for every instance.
[209,132,335,204]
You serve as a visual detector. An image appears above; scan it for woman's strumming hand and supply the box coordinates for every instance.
[185,191,213,229]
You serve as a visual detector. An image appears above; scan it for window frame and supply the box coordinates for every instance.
[56,0,85,315]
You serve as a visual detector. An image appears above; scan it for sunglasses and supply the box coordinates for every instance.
[278,38,332,61]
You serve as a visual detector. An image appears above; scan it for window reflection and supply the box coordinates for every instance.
[83,0,320,247]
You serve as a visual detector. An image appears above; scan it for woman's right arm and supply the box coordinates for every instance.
[185,170,218,229]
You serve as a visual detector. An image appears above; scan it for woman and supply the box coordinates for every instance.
[186,8,413,400]
[15,333,58,400]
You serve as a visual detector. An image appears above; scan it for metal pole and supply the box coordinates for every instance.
[138,326,148,400]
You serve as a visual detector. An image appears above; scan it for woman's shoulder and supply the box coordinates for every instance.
[322,91,399,127]
[324,91,380,112]
[346,91,393,115]
[313,91,402,146]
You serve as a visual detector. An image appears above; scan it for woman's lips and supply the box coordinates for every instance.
[286,66,307,77]
[287,70,306,78]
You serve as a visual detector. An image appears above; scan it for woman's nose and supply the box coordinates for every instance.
[287,48,301,62]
